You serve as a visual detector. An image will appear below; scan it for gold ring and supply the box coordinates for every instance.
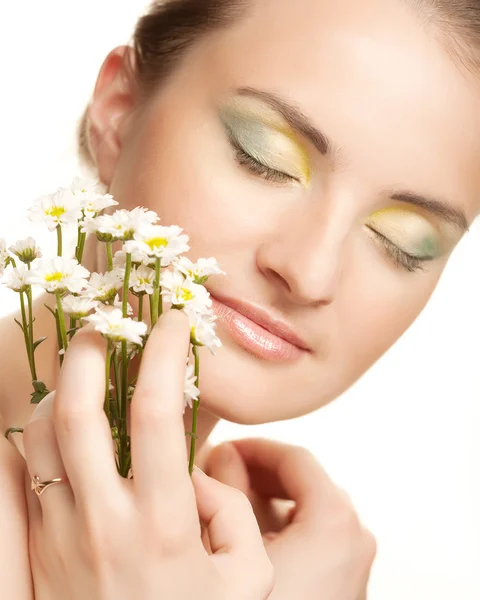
[31,475,66,497]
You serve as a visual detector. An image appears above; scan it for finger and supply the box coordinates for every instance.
[192,468,269,572]
[23,391,74,524]
[23,468,42,527]
[230,438,327,522]
[131,310,195,512]
[53,324,121,506]
[205,443,251,496]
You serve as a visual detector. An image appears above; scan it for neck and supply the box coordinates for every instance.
[0,234,219,469]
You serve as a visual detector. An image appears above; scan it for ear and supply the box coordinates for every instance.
[85,45,137,186]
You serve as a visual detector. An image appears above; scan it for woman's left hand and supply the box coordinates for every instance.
[205,438,377,600]
[21,311,274,600]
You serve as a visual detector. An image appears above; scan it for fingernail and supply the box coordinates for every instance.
[193,464,206,475]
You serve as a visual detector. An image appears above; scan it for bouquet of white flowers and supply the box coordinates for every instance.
[1,177,224,477]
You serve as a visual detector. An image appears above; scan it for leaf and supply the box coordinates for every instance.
[32,380,48,393]
[30,388,50,404]
[44,303,57,317]
[33,336,48,352]
[66,326,81,336]
[14,318,24,333]
[5,427,24,439]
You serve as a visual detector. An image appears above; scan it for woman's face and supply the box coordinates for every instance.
[97,0,480,424]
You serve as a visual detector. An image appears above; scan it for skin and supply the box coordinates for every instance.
[0,0,480,597]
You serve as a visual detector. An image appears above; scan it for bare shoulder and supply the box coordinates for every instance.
[0,429,33,599]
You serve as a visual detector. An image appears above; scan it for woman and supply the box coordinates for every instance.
[2,0,480,597]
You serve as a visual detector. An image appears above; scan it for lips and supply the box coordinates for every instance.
[209,292,311,362]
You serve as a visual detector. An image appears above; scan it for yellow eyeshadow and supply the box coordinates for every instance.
[368,207,443,257]
[261,119,312,183]
[220,100,312,185]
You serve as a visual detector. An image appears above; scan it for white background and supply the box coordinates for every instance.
[1,2,479,598]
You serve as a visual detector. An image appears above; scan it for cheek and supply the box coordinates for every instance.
[116,104,273,258]
[338,267,441,383]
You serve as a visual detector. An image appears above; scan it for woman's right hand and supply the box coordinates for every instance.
[22,311,275,600]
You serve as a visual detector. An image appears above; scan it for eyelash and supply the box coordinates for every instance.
[231,142,430,273]
[365,226,428,273]
[232,142,300,184]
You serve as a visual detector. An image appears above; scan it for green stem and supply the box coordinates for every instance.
[53,309,64,367]
[55,293,68,355]
[56,225,63,257]
[122,254,132,317]
[188,346,201,476]
[138,294,144,323]
[69,317,77,341]
[104,342,113,423]
[106,242,113,272]
[19,292,35,380]
[75,227,87,263]
[151,257,161,327]
[25,286,38,381]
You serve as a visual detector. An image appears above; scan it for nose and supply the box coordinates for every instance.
[256,210,348,307]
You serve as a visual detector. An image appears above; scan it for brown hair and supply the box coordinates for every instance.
[78,0,480,166]
[78,0,247,166]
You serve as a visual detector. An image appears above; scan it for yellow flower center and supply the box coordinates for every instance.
[46,206,66,219]
[146,237,168,251]
[181,289,193,302]
[45,272,65,282]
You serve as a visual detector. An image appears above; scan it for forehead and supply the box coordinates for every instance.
[190,0,480,219]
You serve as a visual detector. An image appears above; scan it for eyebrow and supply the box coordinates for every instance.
[236,86,470,234]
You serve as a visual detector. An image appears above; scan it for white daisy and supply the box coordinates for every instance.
[3,265,29,293]
[28,188,83,231]
[8,237,42,265]
[82,207,159,242]
[0,239,10,276]
[185,308,222,355]
[183,360,199,413]
[84,308,148,345]
[27,258,90,294]
[131,224,190,267]
[129,265,155,296]
[69,177,118,219]
[61,295,99,319]
[84,270,124,303]
[161,269,212,313]
[113,294,134,316]
[174,256,225,285]
[119,240,155,268]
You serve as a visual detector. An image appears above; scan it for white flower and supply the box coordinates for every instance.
[82,207,159,242]
[113,294,133,316]
[69,177,118,220]
[174,256,225,284]
[113,247,155,270]
[185,308,222,355]
[8,237,42,265]
[62,295,99,319]
[28,188,83,231]
[84,308,147,345]
[84,270,123,303]
[161,269,212,313]
[27,258,90,294]
[0,239,10,276]
[131,225,190,266]
[183,360,199,413]
[129,265,155,296]
[3,265,29,293]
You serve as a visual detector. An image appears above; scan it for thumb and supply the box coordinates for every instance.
[191,467,269,577]
[206,442,251,496]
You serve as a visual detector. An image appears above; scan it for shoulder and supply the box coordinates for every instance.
[0,426,33,599]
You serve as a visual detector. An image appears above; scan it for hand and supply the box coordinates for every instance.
[205,438,377,600]
[22,311,274,600]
